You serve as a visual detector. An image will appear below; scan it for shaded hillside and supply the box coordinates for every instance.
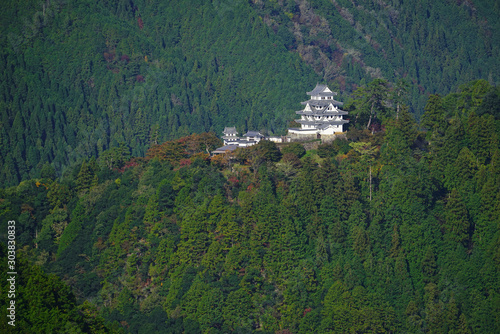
[1,0,499,189]
[1,82,499,333]
[250,0,500,113]
[0,246,120,333]
[0,0,318,186]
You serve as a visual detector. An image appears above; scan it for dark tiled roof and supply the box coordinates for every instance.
[212,145,239,153]
[297,119,349,125]
[223,127,238,135]
[296,109,349,116]
[301,99,344,107]
[306,84,339,96]
[244,131,264,137]
[307,84,329,95]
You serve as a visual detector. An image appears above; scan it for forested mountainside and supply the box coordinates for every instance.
[0,245,121,333]
[251,0,500,107]
[1,0,499,187]
[0,0,318,186]
[1,83,499,333]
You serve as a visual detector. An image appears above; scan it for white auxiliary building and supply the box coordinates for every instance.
[288,84,349,136]
[221,127,264,147]
[212,127,266,155]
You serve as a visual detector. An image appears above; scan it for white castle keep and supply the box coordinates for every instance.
[288,84,349,136]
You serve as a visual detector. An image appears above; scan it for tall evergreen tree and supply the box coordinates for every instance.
[445,189,470,247]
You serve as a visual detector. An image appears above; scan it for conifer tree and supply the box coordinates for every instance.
[389,224,401,258]
[40,162,56,180]
[350,79,391,130]
[467,113,497,164]
[318,158,339,196]
[196,288,223,332]
[458,313,472,334]
[405,300,423,332]
[296,157,320,215]
[422,247,437,284]
[76,161,94,193]
[336,172,360,221]
[445,189,470,246]
[431,116,466,179]
[422,94,446,133]
[223,288,254,331]
[445,147,477,193]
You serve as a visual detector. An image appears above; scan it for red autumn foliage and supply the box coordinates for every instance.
[179,158,192,167]
[120,54,130,63]
[116,158,140,173]
[146,133,222,166]
[228,176,239,185]
[137,17,144,29]
[136,75,145,82]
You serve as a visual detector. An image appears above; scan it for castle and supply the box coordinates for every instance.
[213,84,347,154]
[288,84,349,137]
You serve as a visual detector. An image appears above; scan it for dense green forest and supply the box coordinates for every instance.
[1,0,499,186]
[1,0,500,332]
[1,80,499,332]
[0,245,121,333]
[251,0,500,103]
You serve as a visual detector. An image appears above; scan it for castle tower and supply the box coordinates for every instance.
[288,84,349,136]
[222,127,239,145]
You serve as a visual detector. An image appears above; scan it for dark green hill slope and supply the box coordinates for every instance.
[0,0,318,186]
[0,245,120,333]
[1,0,499,187]
[1,85,499,333]
[250,0,500,111]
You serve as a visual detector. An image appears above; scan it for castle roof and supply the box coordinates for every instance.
[244,131,264,138]
[212,145,239,154]
[301,99,344,107]
[223,127,238,135]
[307,84,336,96]
[296,108,349,116]
[297,119,349,126]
